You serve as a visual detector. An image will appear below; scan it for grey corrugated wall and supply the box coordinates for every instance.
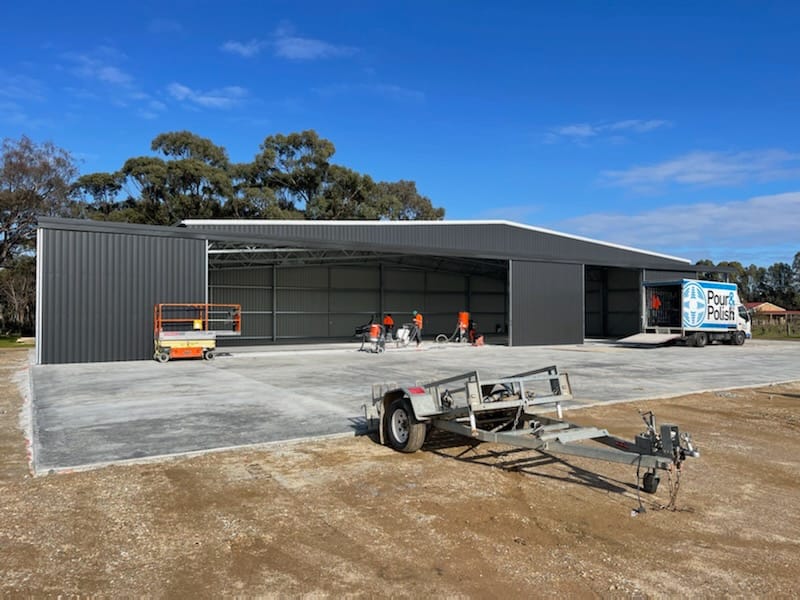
[37,227,206,364]
[510,260,583,345]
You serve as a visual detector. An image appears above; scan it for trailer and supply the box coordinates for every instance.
[619,279,751,347]
[365,365,698,496]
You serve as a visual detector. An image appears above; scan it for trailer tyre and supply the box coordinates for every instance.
[386,397,426,453]
[642,472,660,494]
[203,350,215,360]
[733,330,746,346]
[435,334,449,344]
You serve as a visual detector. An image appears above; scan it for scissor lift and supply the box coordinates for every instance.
[153,303,241,363]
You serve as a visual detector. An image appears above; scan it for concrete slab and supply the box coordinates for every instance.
[28,339,800,473]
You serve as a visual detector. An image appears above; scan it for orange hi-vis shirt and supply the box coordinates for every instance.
[413,313,423,330]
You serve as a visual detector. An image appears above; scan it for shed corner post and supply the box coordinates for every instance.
[507,259,513,347]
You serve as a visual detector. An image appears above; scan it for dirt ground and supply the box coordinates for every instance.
[1,348,799,597]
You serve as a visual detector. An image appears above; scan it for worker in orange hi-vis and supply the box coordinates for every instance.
[457,311,469,342]
[412,310,423,347]
[382,313,395,339]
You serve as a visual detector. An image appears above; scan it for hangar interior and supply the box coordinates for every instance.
[36,218,697,364]
[206,244,509,345]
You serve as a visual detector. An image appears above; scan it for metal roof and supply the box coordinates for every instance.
[38,217,693,270]
[181,219,692,270]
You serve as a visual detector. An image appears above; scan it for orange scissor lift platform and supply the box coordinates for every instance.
[153,303,241,363]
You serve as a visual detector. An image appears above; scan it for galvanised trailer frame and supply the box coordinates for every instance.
[365,365,699,495]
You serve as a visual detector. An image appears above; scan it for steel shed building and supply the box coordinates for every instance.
[35,217,696,364]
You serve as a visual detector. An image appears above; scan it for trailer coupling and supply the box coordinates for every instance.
[364,366,699,496]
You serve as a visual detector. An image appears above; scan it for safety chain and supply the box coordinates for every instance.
[663,462,683,510]
[511,403,523,430]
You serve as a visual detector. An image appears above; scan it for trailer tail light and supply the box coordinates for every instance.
[407,387,427,395]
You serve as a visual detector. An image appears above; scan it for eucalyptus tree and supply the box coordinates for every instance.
[0,136,78,265]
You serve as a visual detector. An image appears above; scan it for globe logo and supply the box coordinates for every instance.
[683,282,707,328]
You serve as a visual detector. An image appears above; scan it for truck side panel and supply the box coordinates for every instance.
[683,280,739,332]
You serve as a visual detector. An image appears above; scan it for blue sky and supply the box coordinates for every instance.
[3,1,800,267]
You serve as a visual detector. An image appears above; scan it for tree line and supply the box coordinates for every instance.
[1,131,799,335]
[1,130,444,334]
[72,130,444,224]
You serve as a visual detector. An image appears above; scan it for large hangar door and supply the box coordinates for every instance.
[510,260,583,345]
[584,267,641,338]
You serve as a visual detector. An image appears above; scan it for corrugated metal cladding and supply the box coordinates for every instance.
[643,269,698,281]
[510,261,583,345]
[38,227,206,364]
[187,221,693,271]
[210,263,506,343]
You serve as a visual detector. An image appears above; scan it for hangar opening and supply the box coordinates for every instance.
[584,266,642,339]
[206,244,509,346]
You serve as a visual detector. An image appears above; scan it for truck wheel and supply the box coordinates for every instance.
[693,332,707,348]
[642,471,660,494]
[733,331,746,346]
[385,397,426,453]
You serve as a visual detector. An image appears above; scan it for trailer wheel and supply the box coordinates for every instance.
[692,332,707,348]
[435,334,448,344]
[156,351,170,363]
[385,398,426,453]
[733,330,746,346]
[203,350,215,360]
[642,472,660,494]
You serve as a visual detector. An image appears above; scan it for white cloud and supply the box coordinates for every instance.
[63,51,133,86]
[273,25,356,60]
[546,119,671,144]
[59,47,172,120]
[137,99,167,120]
[0,70,46,101]
[601,149,800,191]
[167,82,247,109]
[556,191,800,265]
[221,26,357,61]
[221,39,266,58]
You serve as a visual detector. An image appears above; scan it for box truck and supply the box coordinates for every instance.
[619,279,751,347]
